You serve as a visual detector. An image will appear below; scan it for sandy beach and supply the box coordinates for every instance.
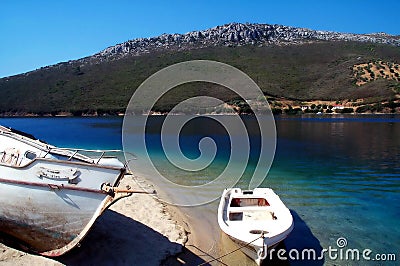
[0,175,194,266]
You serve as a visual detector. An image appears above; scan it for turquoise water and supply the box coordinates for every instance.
[1,116,399,265]
[267,116,400,265]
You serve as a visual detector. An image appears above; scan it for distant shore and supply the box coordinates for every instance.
[1,109,399,118]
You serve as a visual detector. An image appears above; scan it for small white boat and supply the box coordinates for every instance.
[0,125,136,256]
[218,188,294,265]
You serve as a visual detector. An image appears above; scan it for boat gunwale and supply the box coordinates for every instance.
[0,128,135,170]
[0,156,126,171]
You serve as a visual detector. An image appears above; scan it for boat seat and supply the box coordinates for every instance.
[242,210,275,221]
[230,198,270,207]
[228,208,276,221]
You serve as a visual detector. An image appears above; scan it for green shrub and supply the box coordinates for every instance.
[335,107,353,113]
[356,105,369,113]
[272,108,282,115]
[305,108,319,113]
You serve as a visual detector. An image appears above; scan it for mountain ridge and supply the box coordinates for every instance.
[17,22,400,76]
[64,23,395,73]
[95,22,400,59]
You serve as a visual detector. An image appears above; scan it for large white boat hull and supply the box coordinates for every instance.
[0,126,126,256]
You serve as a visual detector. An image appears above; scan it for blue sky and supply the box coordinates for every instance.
[1,0,399,78]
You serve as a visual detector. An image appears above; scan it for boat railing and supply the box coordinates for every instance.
[47,147,137,167]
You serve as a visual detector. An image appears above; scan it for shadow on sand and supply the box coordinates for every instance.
[1,209,322,266]
[57,209,206,265]
[262,210,324,266]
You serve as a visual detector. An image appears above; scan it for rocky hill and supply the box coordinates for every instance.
[1,23,400,115]
[94,23,400,60]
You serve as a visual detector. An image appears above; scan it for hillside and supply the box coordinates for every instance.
[1,23,400,115]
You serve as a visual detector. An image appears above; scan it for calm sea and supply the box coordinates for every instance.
[1,115,399,265]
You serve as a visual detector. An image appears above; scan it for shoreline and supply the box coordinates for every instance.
[0,175,193,265]
[132,174,214,265]
[0,112,399,118]
[1,96,399,118]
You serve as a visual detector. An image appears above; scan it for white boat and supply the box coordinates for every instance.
[0,125,134,256]
[218,188,294,265]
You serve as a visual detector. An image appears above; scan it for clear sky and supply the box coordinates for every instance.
[1,0,399,78]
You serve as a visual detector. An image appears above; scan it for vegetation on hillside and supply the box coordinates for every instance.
[0,41,399,115]
[353,61,400,85]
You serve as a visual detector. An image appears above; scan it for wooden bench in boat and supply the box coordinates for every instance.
[228,208,276,221]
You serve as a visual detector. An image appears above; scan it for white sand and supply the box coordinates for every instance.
[0,175,188,265]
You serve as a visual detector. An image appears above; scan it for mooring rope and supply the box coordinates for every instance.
[198,233,265,266]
